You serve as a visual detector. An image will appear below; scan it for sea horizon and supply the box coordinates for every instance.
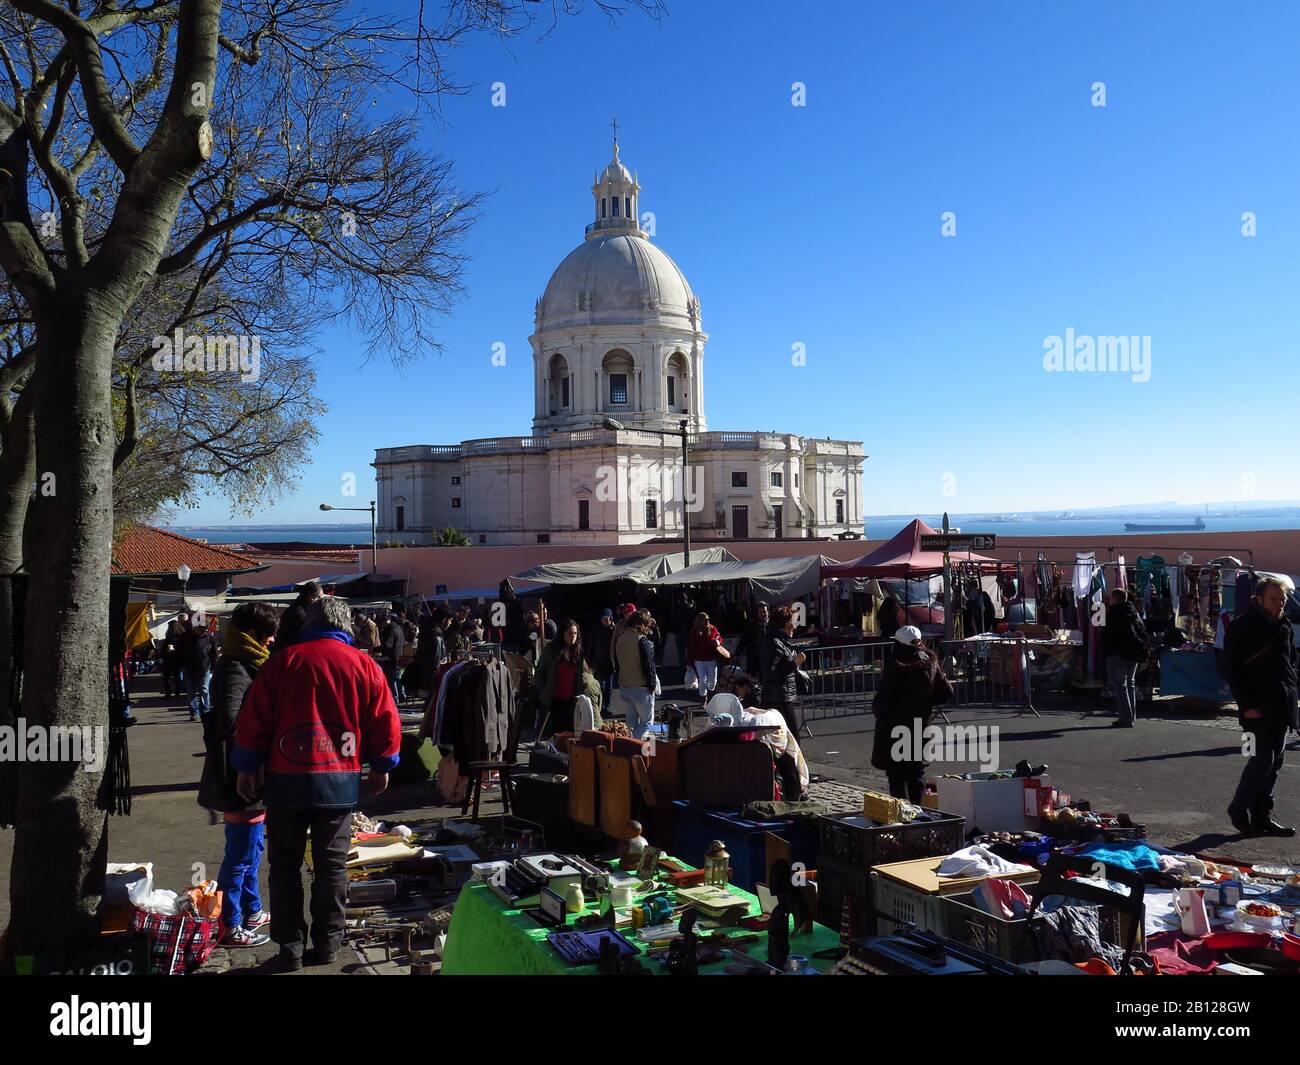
[166,513,1300,546]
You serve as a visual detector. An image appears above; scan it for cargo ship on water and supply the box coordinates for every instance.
[1122,516,1206,532]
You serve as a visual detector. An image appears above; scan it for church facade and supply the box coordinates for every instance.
[374,139,864,546]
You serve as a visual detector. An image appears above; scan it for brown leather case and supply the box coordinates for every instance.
[565,737,599,827]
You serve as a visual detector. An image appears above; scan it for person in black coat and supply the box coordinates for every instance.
[1225,577,1298,837]
[871,626,939,803]
[1101,589,1147,728]
[875,596,902,641]
[761,605,805,737]
[275,580,322,651]
[181,615,220,721]
[741,602,771,680]
[197,602,279,945]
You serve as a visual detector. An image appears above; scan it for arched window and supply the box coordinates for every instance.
[665,351,689,413]
[603,350,634,407]
[548,353,570,414]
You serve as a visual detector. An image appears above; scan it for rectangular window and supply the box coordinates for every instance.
[624,196,631,219]
[645,500,658,528]
[451,476,461,485]
[731,472,747,488]
[612,196,620,217]
[395,505,405,531]
[667,376,676,406]
[771,470,783,488]
[610,373,628,405]
[561,377,570,407]
[601,198,607,219]
[452,497,461,509]
[835,499,845,524]
[537,534,551,544]
[578,499,590,530]
[479,535,487,544]
[773,504,783,537]
[732,505,749,538]
[794,472,799,489]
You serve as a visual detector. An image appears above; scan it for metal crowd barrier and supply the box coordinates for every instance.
[799,636,1040,731]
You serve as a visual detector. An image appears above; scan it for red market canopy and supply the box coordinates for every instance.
[820,519,996,579]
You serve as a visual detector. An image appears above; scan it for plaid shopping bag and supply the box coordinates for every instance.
[129,907,220,975]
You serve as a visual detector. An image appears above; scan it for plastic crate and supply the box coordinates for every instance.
[671,801,822,893]
[869,872,950,937]
[817,809,965,870]
[815,860,874,940]
[940,892,1127,963]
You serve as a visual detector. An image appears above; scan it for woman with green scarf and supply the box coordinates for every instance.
[198,602,280,947]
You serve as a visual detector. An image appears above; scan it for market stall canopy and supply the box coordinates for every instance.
[647,555,832,601]
[510,548,736,587]
[820,519,995,579]
[425,584,545,603]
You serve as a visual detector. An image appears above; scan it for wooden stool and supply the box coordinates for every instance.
[462,760,515,821]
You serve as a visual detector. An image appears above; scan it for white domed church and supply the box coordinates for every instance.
[374,137,864,546]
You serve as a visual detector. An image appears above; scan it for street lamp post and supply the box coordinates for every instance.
[603,416,691,567]
[320,501,378,573]
[176,564,191,604]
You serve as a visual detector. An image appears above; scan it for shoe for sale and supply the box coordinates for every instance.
[244,910,271,930]
[1251,819,1297,838]
[221,925,270,947]
[1227,808,1253,835]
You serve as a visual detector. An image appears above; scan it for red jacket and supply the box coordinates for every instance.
[687,624,722,663]
[233,632,401,809]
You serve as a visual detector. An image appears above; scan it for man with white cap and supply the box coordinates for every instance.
[871,625,939,802]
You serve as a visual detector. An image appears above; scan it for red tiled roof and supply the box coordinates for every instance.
[110,525,266,577]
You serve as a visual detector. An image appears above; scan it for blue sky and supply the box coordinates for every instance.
[178,0,1300,525]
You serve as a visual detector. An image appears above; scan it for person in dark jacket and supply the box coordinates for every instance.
[871,626,939,802]
[181,615,220,721]
[1101,588,1147,728]
[876,596,902,641]
[741,602,771,680]
[500,581,528,653]
[159,617,187,698]
[275,580,321,650]
[198,602,280,946]
[761,605,805,737]
[585,609,616,704]
[1225,577,1298,837]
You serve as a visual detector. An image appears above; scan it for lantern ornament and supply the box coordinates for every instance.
[703,840,730,887]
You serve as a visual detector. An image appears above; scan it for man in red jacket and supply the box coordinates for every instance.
[234,595,400,971]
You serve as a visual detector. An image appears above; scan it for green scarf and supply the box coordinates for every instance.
[222,624,270,668]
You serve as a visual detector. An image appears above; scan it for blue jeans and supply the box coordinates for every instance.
[1106,655,1138,724]
[219,821,265,929]
[623,688,656,739]
[187,669,212,717]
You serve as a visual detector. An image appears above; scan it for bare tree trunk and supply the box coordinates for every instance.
[7,296,119,954]
[0,387,35,816]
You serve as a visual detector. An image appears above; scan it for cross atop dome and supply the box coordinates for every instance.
[589,127,642,239]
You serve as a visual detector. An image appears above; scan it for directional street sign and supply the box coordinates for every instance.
[920,533,997,552]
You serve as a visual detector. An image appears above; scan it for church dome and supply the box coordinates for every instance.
[538,232,696,332]
[535,133,700,334]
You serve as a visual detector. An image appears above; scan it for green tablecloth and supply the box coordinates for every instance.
[442,878,841,975]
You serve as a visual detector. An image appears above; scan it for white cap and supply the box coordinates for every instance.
[894,625,923,646]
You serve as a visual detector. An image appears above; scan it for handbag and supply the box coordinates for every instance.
[684,665,699,691]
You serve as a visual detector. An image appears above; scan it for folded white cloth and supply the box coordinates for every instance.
[937,845,1036,879]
